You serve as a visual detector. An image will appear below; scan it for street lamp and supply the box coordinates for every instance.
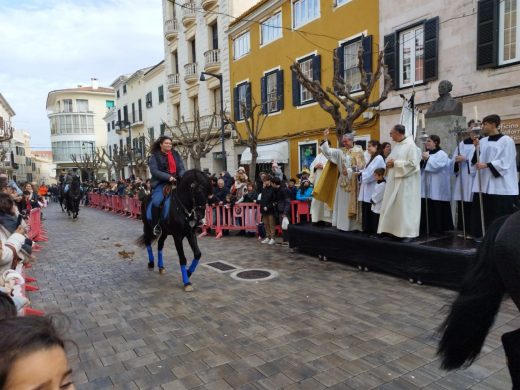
[82,141,95,181]
[199,71,226,172]
[116,120,134,179]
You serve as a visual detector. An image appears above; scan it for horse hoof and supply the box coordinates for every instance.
[159,267,166,275]
[183,284,194,292]
[148,263,154,269]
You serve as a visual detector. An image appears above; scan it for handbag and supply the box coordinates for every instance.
[282,216,290,230]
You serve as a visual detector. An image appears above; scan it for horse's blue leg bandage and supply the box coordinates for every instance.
[188,259,199,276]
[180,265,190,285]
[146,245,154,264]
[158,250,164,269]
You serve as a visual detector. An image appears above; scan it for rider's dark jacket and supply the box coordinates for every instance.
[149,150,185,188]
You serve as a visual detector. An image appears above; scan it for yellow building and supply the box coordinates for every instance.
[228,0,379,178]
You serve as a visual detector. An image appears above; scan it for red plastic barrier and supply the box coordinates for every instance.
[200,203,262,239]
[290,200,311,224]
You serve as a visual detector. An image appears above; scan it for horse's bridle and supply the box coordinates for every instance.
[171,182,206,225]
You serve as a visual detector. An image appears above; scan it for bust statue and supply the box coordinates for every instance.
[425,80,463,118]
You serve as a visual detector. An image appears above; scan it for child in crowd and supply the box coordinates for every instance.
[259,175,277,245]
[0,316,75,389]
[370,168,386,235]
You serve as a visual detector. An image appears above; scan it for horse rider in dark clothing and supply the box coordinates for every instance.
[147,136,185,235]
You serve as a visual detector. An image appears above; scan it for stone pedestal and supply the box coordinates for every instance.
[422,115,467,155]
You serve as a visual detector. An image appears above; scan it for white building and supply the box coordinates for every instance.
[0,93,16,177]
[47,79,115,179]
[162,0,260,173]
[107,60,168,180]
[379,0,520,161]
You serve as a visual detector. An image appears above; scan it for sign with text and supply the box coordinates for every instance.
[499,118,520,144]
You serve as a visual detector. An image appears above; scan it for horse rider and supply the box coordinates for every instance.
[147,135,185,235]
[63,169,78,193]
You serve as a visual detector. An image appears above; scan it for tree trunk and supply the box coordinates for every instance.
[250,147,258,182]
[192,157,201,171]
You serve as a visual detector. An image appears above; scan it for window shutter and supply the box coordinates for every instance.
[260,76,267,114]
[245,82,252,118]
[477,0,499,69]
[337,46,345,81]
[362,35,373,79]
[384,33,397,89]
[233,86,239,120]
[292,68,301,107]
[312,54,321,82]
[423,17,439,82]
[276,69,284,112]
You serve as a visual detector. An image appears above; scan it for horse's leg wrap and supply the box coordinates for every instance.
[146,245,154,265]
[180,265,190,285]
[158,250,164,269]
[187,259,199,278]
[502,328,520,389]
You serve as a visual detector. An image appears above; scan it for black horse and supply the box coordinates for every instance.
[136,169,212,292]
[65,176,81,219]
[438,210,520,388]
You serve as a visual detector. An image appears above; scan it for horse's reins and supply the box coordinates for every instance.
[170,182,205,225]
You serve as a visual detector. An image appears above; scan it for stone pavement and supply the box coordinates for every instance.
[27,203,518,389]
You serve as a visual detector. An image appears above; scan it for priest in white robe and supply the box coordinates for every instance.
[310,140,332,224]
[378,124,421,241]
[451,122,476,234]
[320,129,364,232]
[470,114,519,239]
[420,135,454,235]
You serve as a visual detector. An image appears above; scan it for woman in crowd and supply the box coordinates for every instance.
[420,134,454,235]
[358,140,386,234]
[259,175,277,245]
[381,142,392,160]
[0,316,75,389]
[296,179,313,201]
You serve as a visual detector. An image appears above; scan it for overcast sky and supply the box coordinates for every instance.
[0,0,164,150]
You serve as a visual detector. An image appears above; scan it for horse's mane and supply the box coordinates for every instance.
[179,169,211,194]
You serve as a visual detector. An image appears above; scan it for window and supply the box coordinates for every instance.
[335,0,350,6]
[340,38,363,92]
[146,92,152,108]
[123,84,127,94]
[111,120,115,130]
[63,99,72,113]
[293,0,320,29]
[499,0,520,65]
[234,82,251,120]
[174,103,181,123]
[160,123,166,136]
[109,145,112,158]
[132,103,136,123]
[233,32,250,59]
[158,86,164,103]
[76,99,89,112]
[123,105,129,123]
[148,127,155,141]
[399,25,424,88]
[116,89,120,98]
[261,70,284,113]
[212,89,221,114]
[107,123,110,132]
[106,100,114,108]
[261,12,282,45]
[211,23,219,50]
[384,18,438,89]
[138,99,143,121]
[292,54,320,106]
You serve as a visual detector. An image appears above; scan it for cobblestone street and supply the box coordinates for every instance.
[28,204,518,389]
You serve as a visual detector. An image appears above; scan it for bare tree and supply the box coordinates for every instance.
[164,112,222,170]
[100,147,128,181]
[290,44,392,142]
[225,97,273,180]
[70,149,104,181]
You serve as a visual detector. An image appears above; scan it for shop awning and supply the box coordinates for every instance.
[240,141,289,164]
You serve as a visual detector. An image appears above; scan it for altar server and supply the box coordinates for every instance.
[470,114,519,239]
[420,135,454,235]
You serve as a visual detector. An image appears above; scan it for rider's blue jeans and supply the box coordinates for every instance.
[146,183,171,222]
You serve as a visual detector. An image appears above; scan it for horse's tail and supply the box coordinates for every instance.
[135,233,158,248]
[437,215,509,370]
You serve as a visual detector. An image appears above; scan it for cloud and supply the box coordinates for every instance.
[0,0,164,149]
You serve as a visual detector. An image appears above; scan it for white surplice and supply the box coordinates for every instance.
[378,136,421,238]
[421,149,452,201]
[358,155,386,203]
[309,153,332,223]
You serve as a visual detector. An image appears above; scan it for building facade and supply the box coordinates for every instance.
[228,0,380,178]
[0,93,16,177]
[107,61,168,180]
[379,0,520,162]
[162,0,260,173]
[47,79,114,178]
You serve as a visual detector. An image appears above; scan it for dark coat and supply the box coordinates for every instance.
[149,150,185,188]
[209,186,229,205]
[260,186,277,215]
[275,185,291,217]
[243,190,258,203]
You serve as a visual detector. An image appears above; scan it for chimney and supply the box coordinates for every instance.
[91,78,99,90]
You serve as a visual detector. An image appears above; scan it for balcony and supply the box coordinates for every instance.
[201,0,218,11]
[184,63,198,84]
[168,73,180,92]
[164,18,178,41]
[0,121,14,141]
[181,1,196,27]
[204,49,221,72]
[115,125,129,135]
